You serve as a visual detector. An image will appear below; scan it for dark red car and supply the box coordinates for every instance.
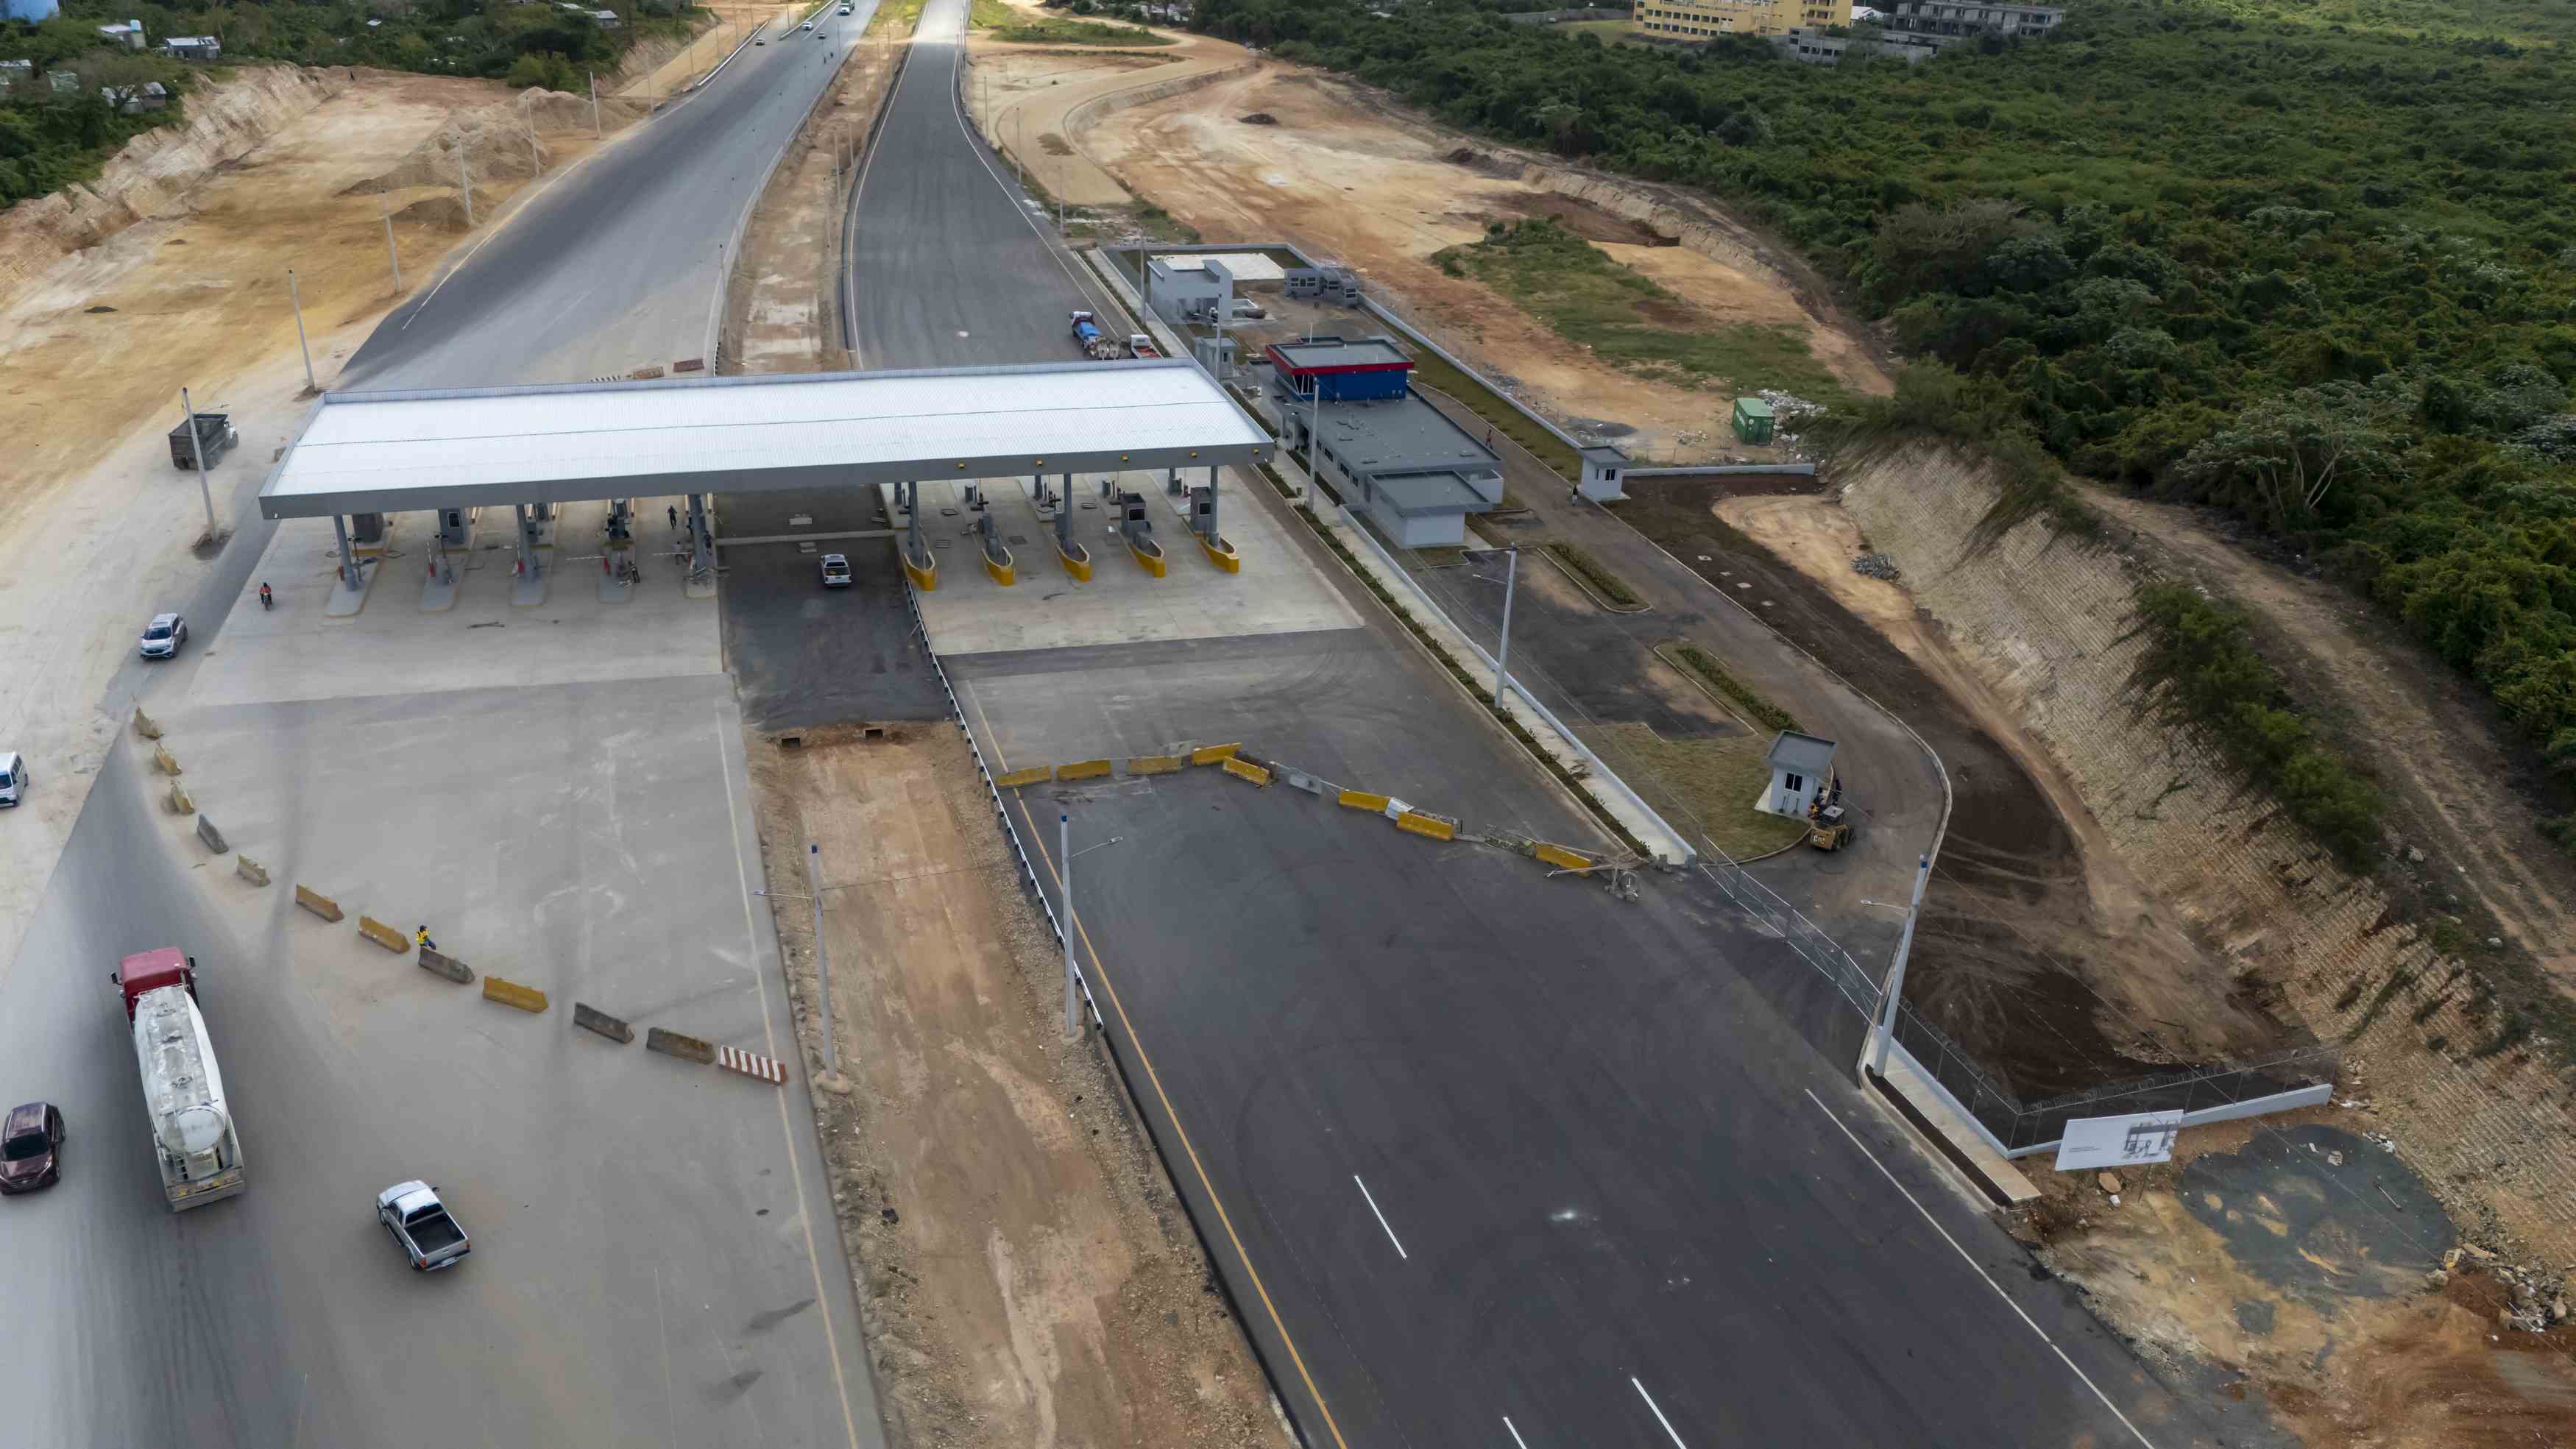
[0,1102,63,1194]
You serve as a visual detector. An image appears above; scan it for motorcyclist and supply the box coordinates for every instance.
[258,581,272,610]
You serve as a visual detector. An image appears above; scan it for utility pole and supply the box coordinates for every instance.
[528,126,539,180]
[1060,813,1083,1039]
[1868,854,1933,1077]
[180,386,216,538]
[807,843,838,1070]
[1492,545,1518,708]
[589,71,601,138]
[286,269,316,393]
[457,135,473,228]
[382,205,403,292]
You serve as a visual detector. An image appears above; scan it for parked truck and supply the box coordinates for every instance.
[376,1180,472,1272]
[1127,334,1161,359]
[167,412,238,470]
[1069,311,1120,361]
[112,948,245,1211]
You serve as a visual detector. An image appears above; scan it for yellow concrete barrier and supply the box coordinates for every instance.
[1395,811,1457,842]
[295,885,344,923]
[166,782,194,816]
[132,708,163,740]
[1126,754,1183,776]
[236,855,271,888]
[1222,756,1272,787]
[1337,789,1391,812]
[481,975,549,1013]
[1535,843,1596,871]
[1056,542,1093,581]
[356,915,411,954]
[1198,534,1241,573]
[1055,758,1113,782]
[902,552,938,592]
[994,765,1051,789]
[152,744,182,777]
[1129,536,1167,578]
[982,548,1015,587]
[1189,743,1242,766]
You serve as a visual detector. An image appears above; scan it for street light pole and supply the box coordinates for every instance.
[382,205,403,293]
[457,135,473,227]
[180,386,216,538]
[807,842,838,1070]
[1060,813,1082,1040]
[1868,854,1933,1078]
[1493,545,1518,708]
[286,269,316,393]
[589,71,600,138]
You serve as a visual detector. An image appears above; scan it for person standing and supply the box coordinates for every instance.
[414,925,436,953]
[667,504,679,529]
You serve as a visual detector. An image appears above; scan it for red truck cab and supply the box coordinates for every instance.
[112,948,197,1020]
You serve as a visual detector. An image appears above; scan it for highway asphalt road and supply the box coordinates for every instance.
[0,679,877,1448]
[346,4,881,391]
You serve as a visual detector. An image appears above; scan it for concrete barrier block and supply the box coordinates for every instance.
[1125,754,1183,776]
[646,1027,716,1064]
[357,915,411,953]
[1055,758,1113,782]
[1534,843,1597,871]
[194,816,229,854]
[295,885,344,923]
[1338,789,1392,812]
[166,781,194,816]
[236,855,271,887]
[1189,743,1242,766]
[573,1002,634,1044]
[715,1044,788,1085]
[481,975,548,1013]
[1221,756,1272,787]
[417,946,475,985]
[152,744,182,777]
[132,707,163,740]
[994,765,1051,789]
[1395,811,1458,843]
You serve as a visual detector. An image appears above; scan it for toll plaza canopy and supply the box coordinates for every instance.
[258,361,1275,520]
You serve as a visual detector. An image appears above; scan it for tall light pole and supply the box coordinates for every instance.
[286,269,316,393]
[1868,854,1933,1077]
[1492,545,1518,708]
[807,842,838,1070]
[1060,814,1081,1039]
[588,71,601,138]
[457,135,473,227]
[179,386,216,538]
[382,203,403,293]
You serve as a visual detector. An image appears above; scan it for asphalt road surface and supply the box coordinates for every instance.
[347,7,880,390]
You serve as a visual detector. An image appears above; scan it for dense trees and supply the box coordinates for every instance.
[1193,0,2576,807]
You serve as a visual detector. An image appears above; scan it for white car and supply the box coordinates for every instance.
[138,613,188,659]
[820,553,852,589]
[799,17,815,28]
[0,751,26,808]
[838,3,852,12]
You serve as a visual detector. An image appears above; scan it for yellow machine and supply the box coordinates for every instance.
[1806,786,1852,852]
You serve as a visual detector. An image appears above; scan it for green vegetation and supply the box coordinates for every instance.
[2,0,698,205]
[1575,721,1810,857]
[1188,0,2576,841]
[1667,642,1798,734]
[1434,216,1845,400]
[997,16,1171,43]
[2129,583,2382,869]
[1403,350,1579,477]
[1541,540,1643,609]
[871,0,930,35]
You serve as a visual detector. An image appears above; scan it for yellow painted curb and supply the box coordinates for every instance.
[1222,757,1272,787]
[481,975,549,1013]
[1198,534,1241,573]
[1055,758,1114,782]
[1189,743,1242,766]
[1337,789,1391,812]
[1057,541,1093,581]
[1129,536,1167,578]
[356,915,411,954]
[1535,843,1596,871]
[902,551,938,592]
[1126,754,1183,776]
[1395,811,1457,842]
[994,765,1051,788]
[983,548,1015,586]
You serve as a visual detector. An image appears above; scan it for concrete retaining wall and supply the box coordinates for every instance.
[1840,441,2576,1261]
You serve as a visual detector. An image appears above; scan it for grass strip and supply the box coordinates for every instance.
[1400,361,1579,479]
[1542,542,1643,610]
[1669,642,1798,734]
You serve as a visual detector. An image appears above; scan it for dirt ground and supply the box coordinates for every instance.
[966,49,1888,462]
[748,728,1290,1449]
[617,2,799,102]
[2014,1109,2576,1448]
[963,1,1236,208]
[1613,481,2296,1096]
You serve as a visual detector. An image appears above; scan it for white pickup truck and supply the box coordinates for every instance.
[378,1180,472,1272]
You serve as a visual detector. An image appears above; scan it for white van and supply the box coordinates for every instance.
[0,752,26,807]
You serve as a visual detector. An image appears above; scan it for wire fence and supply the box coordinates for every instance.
[1696,847,1885,1024]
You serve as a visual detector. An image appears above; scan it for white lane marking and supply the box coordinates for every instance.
[1631,1378,1687,1449]
[1803,1088,2159,1449]
[1352,1174,1408,1261]
[1502,1415,1532,1449]
[720,719,866,1449]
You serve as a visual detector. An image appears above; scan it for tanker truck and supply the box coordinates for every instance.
[112,948,246,1211]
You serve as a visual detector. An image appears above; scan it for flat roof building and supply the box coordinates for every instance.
[1267,336,1502,549]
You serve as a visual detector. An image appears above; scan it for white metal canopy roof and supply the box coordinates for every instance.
[258,361,1275,520]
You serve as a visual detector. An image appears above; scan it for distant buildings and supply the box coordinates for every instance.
[95,16,146,49]
[1770,21,1937,63]
[1879,0,2062,44]
[162,35,222,62]
[1632,0,1831,40]
[1638,0,2058,49]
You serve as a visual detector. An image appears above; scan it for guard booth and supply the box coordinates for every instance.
[1732,397,1776,446]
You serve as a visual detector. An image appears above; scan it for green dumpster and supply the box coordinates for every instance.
[1731,397,1776,446]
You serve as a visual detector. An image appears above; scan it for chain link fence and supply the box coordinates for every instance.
[1696,847,1883,1024]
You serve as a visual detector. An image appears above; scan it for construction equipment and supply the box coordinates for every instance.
[1069,311,1119,361]
[1805,777,1852,851]
[167,412,237,470]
